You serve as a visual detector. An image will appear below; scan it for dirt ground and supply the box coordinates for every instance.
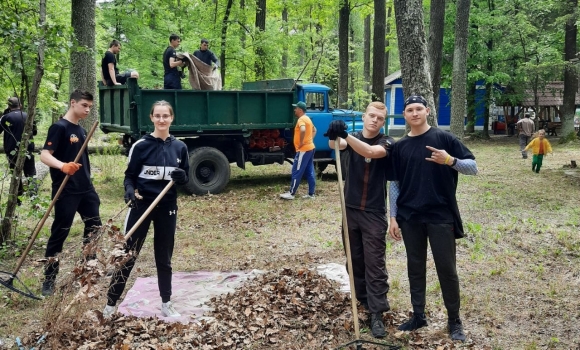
[1,134,579,349]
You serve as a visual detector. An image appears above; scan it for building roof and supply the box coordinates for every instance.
[384,71,402,87]
[520,82,580,107]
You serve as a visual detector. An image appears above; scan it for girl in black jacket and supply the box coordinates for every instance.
[103,100,189,318]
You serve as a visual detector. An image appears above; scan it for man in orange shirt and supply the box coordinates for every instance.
[280,101,317,200]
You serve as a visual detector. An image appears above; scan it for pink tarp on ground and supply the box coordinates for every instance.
[117,270,263,324]
[117,264,349,324]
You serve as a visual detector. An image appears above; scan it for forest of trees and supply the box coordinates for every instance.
[0,0,578,122]
[0,0,578,241]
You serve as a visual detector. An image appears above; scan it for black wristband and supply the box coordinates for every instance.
[451,158,458,166]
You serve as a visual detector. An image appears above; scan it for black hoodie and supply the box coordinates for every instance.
[124,134,189,204]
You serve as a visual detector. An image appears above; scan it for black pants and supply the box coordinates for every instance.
[44,190,101,279]
[7,151,37,201]
[107,200,177,305]
[163,73,182,90]
[399,220,460,319]
[344,207,390,313]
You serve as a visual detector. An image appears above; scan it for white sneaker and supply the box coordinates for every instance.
[302,194,315,199]
[280,192,295,200]
[161,301,181,317]
[102,305,116,319]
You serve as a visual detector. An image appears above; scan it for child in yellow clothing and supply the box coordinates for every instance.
[524,129,553,173]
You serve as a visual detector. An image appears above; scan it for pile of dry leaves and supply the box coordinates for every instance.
[21,268,364,349]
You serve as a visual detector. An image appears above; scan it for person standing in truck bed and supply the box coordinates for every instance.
[193,38,220,70]
[163,34,186,90]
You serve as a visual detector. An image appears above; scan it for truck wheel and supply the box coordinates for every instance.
[185,147,231,195]
[316,162,328,175]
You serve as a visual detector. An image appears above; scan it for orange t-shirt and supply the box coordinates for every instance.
[293,115,315,152]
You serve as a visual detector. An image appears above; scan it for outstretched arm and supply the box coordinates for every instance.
[388,181,402,241]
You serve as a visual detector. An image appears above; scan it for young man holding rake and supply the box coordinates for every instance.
[388,95,478,341]
[324,101,395,338]
[40,90,102,296]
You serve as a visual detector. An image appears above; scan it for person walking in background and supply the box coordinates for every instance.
[280,101,316,200]
[524,129,553,173]
[517,113,535,159]
[0,97,38,203]
[40,90,102,296]
[163,34,186,90]
[193,39,220,70]
[101,40,139,86]
[388,95,478,342]
[324,101,395,338]
[103,100,189,319]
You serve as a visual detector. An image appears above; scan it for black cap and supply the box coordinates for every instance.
[404,95,428,108]
[7,97,20,108]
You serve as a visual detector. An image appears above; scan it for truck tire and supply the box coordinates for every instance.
[185,147,231,195]
[316,162,328,174]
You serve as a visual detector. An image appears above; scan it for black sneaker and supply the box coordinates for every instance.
[370,313,386,338]
[398,312,428,331]
[448,318,466,341]
[41,279,55,296]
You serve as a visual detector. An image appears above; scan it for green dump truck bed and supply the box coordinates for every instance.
[99,79,296,139]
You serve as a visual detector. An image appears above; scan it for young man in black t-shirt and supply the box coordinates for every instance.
[388,95,478,342]
[101,39,139,86]
[39,90,102,296]
[325,101,395,339]
[163,34,185,89]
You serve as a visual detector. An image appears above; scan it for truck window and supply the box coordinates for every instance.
[305,92,325,112]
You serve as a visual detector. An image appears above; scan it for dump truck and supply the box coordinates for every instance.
[98,78,363,195]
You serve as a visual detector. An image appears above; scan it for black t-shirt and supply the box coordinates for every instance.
[163,46,178,75]
[0,109,35,152]
[390,127,474,224]
[101,51,118,82]
[193,49,218,66]
[344,132,395,212]
[43,119,94,195]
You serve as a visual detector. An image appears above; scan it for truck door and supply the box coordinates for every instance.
[303,90,333,153]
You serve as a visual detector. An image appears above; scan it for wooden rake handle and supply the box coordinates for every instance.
[123,180,175,242]
[334,139,361,339]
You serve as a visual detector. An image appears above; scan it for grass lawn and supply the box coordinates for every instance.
[1,133,579,349]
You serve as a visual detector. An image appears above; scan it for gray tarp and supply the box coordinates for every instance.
[177,53,222,91]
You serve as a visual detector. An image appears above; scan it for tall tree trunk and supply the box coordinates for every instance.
[364,15,371,93]
[254,0,266,80]
[393,0,438,126]
[1,0,46,244]
[450,0,471,137]
[349,25,355,96]
[428,0,446,113]
[385,6,391,77]
[371,0,386,102]
[466,82,476,133]
[70,0,96,129]
[561,0,578,138]
[338,0,350,108]
[282,6,289,76]
[220,0,234,86]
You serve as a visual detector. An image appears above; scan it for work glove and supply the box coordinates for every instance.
[171,168,188,185]
[324,120,348,140]
[124,184,136,208]
[61,162,81,176]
